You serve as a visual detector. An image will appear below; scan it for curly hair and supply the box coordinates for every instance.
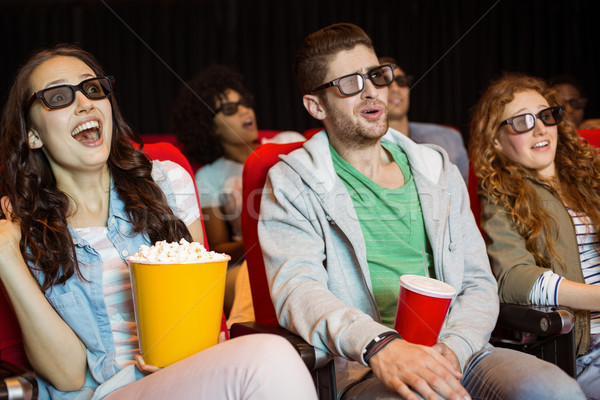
[293,22,374,96]
[469,72,600,269]
[170,65,252,165]
[0,44,191,292]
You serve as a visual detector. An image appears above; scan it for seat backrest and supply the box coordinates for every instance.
[142,142,208,245]
[140,130,284,176]
[241,141,306,325]
[257,130,281,141]
[579,128,600,148]
[0,285,29,368]
[303,127,322,139]
[140,134,183,149]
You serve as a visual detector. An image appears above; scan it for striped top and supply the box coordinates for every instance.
[74,161,200,367]
[568,208,600,334]
[529,207,600,334]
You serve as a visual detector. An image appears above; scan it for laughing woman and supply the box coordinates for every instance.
[469,72,600,398]
[0,44,316,400]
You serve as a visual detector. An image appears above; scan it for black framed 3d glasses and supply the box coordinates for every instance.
[499,106,564,134]
[310,64,397,96]
[564,97,588,110]
[27,76,114,111]
[215,98,254,116]
[393,74,414,87]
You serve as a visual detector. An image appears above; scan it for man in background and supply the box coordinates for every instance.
[379,56,468,182]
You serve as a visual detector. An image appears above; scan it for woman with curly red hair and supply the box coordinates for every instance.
[470,72,600,398]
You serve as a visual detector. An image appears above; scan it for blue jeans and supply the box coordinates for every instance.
[342,345,584,400]
[576,333,600,400]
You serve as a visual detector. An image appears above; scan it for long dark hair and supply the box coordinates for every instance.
[0,44,191,291]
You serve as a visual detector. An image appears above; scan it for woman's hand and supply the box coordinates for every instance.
[0,197,24,276]
[134,331,227,374]
[0,196,21,240]
[134,354,162,375]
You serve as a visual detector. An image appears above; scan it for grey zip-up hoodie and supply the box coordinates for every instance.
[258,128,498,388]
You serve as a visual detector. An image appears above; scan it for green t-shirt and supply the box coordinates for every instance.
[331,142,434,327]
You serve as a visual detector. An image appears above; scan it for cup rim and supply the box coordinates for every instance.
[399,274,456,299]
[126,255,231,265]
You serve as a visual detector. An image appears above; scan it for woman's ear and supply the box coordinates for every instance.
[28,129,43,149]
[302,94,327,121]
[492,137,502,151]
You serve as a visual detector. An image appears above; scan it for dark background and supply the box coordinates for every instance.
[1,0,597,146]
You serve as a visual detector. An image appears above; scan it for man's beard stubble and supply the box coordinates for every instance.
[325,100,389,152]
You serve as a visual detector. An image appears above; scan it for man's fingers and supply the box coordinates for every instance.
[393,379,422,400]
[403,372,440,400]
[426,346,463,379]
[408,371,469,400]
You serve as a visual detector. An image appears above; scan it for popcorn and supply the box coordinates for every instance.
[128,239,230,263]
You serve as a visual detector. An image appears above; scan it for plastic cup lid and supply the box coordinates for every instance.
[399,275,456,299]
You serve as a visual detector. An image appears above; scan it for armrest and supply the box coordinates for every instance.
[0,360,38,400]
[230,322,317,370]
[497,304,574,335]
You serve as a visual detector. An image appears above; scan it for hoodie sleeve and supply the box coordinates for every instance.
[435,166,500,370]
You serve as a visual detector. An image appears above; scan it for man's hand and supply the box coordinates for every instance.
[369,339,470,400]
[432,342,461,373]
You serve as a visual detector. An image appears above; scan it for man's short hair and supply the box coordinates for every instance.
[293,23,374,95]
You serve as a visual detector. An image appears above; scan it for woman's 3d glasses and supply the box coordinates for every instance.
[499,106,564,134]
[215,98,254,116]
[27,76,114,111]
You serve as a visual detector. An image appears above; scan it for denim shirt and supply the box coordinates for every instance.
[32,161,177,399]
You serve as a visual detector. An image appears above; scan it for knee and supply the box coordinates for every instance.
[466,348,585,400]
[513,362,584,400]
[231,334,300,364]
[256,334,299,363]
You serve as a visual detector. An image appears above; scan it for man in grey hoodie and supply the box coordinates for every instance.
[258,23,584,400]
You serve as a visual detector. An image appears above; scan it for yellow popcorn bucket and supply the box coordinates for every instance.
[127,256,229,367]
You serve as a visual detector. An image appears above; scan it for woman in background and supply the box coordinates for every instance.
[0,44,316,399]
[469,72,600,398]
[171,65,303,326]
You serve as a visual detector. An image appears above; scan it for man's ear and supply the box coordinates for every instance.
[28,129,43,149]
[302,94,327,121]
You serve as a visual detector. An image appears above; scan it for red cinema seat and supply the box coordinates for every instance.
[240,141,306,325]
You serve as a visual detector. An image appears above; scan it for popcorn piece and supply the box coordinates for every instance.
[128,239,230,263]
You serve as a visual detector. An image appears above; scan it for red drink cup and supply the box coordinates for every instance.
[394,275,456,346]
